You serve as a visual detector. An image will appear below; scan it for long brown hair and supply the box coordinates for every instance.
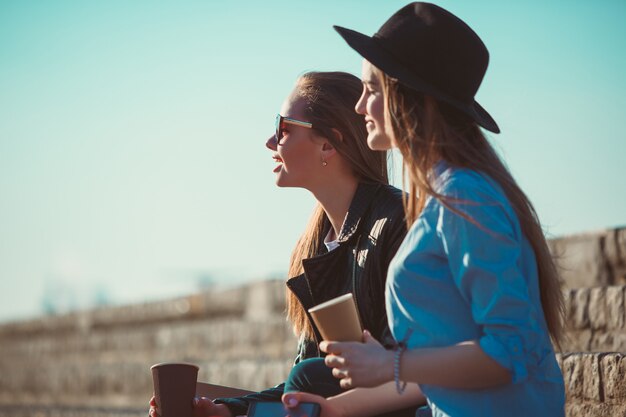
[377,67,565,346]
[286,71,389,339]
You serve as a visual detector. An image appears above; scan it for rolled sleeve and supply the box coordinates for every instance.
[479,333,528,383]
[436,172,534,383]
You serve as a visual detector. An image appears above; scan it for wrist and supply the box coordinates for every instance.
[393,344,408,394]
[328,396,348,417]
[384,348,395,382]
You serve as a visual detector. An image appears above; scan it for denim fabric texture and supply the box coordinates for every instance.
[386,163,565,417]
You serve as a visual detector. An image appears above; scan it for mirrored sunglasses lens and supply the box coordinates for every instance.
[275,115,284,142]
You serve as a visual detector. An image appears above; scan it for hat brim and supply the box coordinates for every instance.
[334,25,500,134]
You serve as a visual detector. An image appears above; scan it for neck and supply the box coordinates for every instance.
[310,176,359,239]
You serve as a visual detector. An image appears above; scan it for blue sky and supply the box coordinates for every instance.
[1,0,625,322]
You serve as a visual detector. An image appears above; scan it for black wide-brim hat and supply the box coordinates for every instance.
[334,2,500,133]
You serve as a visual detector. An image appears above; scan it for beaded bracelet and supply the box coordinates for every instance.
[393,328,413,395]
[394,343,408,394]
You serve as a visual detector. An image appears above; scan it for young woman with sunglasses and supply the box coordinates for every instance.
[149,71,416,417]
[282,3,566,417]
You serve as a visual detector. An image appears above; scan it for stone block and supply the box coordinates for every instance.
[561,353,602,403]
[604,228,626,285]
[586,357,602,403]
[612,333,626,352]
[551,233,609,288]
[588,287,607,329]
[601,353,626,405]
[560,353,582,400]
[571,288,590,329]
[606,286,626,329]
[589,331,614,352]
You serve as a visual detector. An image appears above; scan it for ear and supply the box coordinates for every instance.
[329,128,343,143]
[320,141,337,163]
[319,128,343,162]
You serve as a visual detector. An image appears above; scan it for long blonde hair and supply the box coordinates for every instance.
[286,71,389,339]
[377,68,565,346]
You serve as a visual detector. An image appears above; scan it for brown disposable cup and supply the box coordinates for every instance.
[151,362,199,417]
[308,293,362,342]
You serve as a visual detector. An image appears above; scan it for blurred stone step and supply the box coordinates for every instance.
[0,404,144,417]
[1,316,296,360]
[0,280,287,338]
[0,352,622,417]
[0,357,293,408]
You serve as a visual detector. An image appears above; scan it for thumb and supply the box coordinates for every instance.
[192,397,214,412]
[282,391,324,409]
[362,329,380,345]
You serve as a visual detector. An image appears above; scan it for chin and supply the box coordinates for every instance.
[275,174,296,188]
[367,132,393,151]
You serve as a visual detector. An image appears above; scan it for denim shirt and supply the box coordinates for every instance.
[386,164,565,417]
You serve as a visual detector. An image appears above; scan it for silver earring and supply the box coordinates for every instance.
[322,160,328,166]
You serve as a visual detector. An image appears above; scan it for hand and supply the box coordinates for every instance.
[148,395,234,417]
[282,391,342,417]
[321,330,394,389]
[149,395,159,417]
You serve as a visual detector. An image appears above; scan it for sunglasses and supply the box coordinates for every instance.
[275,114,313,145]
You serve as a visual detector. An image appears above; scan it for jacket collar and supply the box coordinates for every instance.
[286,181,383,309]
[336,181,382,243]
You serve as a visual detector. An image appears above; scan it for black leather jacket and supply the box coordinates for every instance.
[217,182,414,416]
[288,182,406,361]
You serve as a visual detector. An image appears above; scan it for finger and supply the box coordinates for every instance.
[193,397,211,406]
[324,354,346,368]
[331,367,349,379]
[340,377,353,390]
[320,340,345,354]
[282,392,302,409]
[363,330,376,344]
[192,396,216,417]
[282,392,325,409]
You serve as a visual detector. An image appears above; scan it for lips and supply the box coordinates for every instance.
[272,154,283,173]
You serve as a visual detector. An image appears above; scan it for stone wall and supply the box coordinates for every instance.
[549,227,626,288]
[0,280,297,417]
[1,227,625,417]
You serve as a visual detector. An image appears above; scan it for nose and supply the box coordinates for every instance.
[266,134,277,150]
[355,90,366,115]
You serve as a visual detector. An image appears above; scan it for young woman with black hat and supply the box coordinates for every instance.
[283,3,565,417]
[149,71,417,417]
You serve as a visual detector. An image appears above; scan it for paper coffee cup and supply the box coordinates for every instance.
[308,293,363,342]
[151,362,199,417]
